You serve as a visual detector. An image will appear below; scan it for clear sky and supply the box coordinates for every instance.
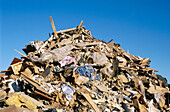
[0,0,170,83]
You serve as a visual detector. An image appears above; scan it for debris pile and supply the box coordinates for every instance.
[0,17,169,112]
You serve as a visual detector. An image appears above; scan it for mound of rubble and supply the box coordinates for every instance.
[0,17,169,112]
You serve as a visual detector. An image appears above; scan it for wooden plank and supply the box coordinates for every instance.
[56,26,84,34]
[119,66,137,71]
[21,72,40,85]
[82,93,100,112]
[21,73,50,95]
[1,70,11,73]
[78,20,83,29]
[49,16,58,38]
[44,26,84,42]
[83,30,94,39]
[34,91,54,101]
[14,49,27,58]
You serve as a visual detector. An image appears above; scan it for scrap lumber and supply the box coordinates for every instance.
[0,17,169,112]
[49,16,58,38]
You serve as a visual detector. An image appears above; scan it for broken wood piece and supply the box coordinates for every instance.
[62,32,72,38]
[148,82,169,94]
[93,98,106,104]
[21,72,40,85]
[141,58,150,64]
[1,70,11,73]
[23,68,33,78]
[82,93,100,112]
[78,20,83,29]
[21,73,50,95]
[118,74,129,83]
[37,35,53,52]
[122,90,131,96]
[82,30,94,39]
[34,91,54,101]
[94,83,109,92]
[119,66,138,71]
[56,26,84,34]
[132,94,148,112]
[49,16,58,38]
[14,49,27,58]
[10,62,23,75]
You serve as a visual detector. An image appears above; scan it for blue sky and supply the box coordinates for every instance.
[0,0,170,83]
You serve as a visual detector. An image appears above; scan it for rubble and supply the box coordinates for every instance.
[0,16,169,112]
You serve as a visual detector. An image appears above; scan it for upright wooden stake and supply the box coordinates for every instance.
[49,16,58,38]
[78,20,83,29]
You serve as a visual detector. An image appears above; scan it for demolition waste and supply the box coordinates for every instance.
[0,17,169,112]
